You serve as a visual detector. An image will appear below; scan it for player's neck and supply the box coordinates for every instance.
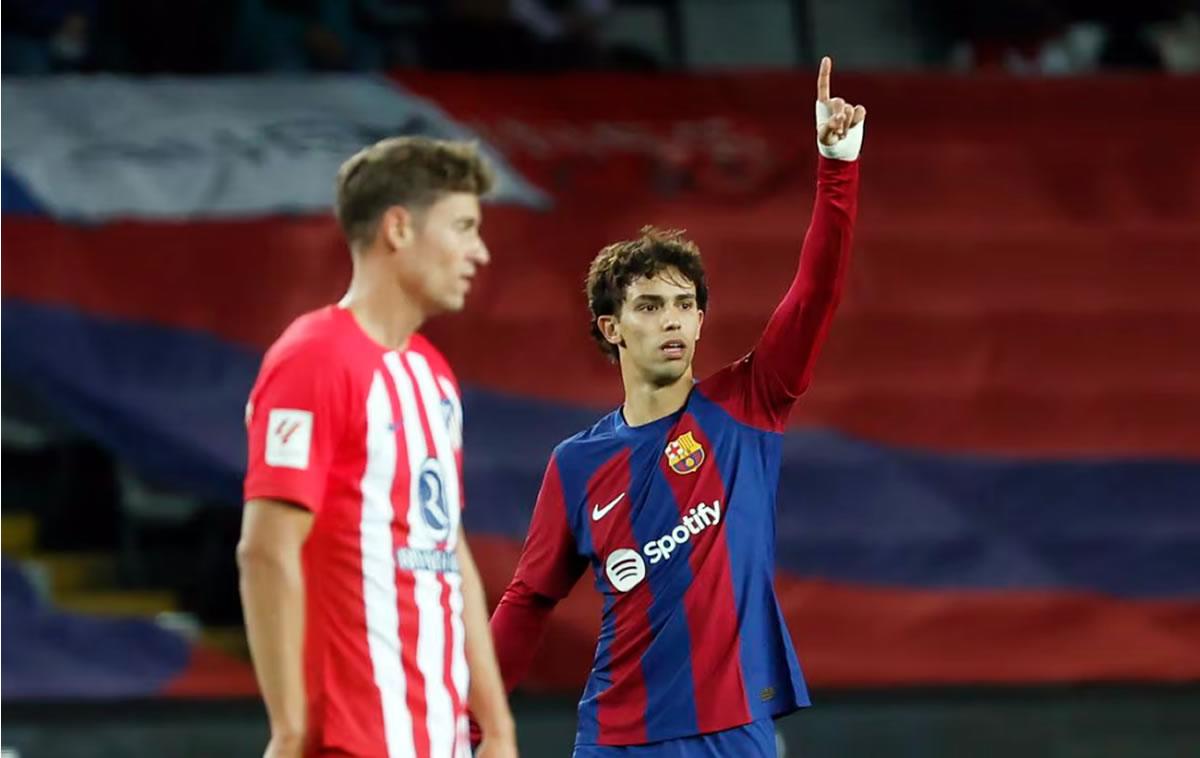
[339,266,424,351]
[620,366,694,427]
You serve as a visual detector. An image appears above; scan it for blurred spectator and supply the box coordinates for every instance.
[1086,5,1178,69]
[100,0,240,74]
[511,0,611,46]
[1149,4,1200,70]
[423,0,655,71]
[935,0,1198,74]
[227,0,431,72]
[229,0,359,72]
[352,0,433,68]
[2,0,99,74]
[935,0,1071,72]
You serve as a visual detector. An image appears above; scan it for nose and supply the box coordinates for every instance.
[663,312,682,331]
[472,239,491,266]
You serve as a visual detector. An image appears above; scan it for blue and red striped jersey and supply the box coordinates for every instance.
[491,157,860,747]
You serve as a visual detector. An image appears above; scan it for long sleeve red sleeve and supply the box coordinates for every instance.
[700,155,860,431]
[488,579,557,692]
[756,156,859,396]
[471,456,586,744]
[471,580,556,744]
[491,455,587,691]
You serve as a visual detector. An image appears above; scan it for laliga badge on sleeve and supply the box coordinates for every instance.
[266,408,314,469]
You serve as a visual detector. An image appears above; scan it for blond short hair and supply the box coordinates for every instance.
[335,136,495,248]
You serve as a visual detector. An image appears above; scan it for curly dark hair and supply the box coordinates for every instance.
[586,226,709,361]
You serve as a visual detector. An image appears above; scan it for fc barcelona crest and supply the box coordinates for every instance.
[665,431,705,475]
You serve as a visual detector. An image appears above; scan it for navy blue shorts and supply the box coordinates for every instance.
[571,719,777,757]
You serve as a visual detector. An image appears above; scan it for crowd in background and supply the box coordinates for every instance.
[4,0,1199,76]
[0,0,651,75]
[930,0,1200,74]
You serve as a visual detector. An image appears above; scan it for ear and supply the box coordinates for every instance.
[597,314,623,347]
[695,310,704,342]
[380,205,415,252]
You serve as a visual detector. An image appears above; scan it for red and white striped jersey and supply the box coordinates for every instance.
[245,305,470,758]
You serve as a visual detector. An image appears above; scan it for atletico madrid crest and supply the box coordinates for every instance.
[665,431,705,475]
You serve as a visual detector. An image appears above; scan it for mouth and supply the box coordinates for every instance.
[660,339,686,359]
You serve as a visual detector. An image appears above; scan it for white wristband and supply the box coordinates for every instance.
[815,100,864,161]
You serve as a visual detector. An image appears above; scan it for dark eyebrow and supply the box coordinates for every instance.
[632,294,666,303]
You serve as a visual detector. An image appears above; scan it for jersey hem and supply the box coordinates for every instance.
[573,700,809,747]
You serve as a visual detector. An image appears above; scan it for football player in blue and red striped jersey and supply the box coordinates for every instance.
[489,57,865,757]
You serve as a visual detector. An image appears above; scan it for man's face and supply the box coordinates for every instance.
[397,192,489,314]
[603,267,704,386]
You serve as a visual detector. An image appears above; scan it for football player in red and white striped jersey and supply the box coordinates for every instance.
[239,137,517,758]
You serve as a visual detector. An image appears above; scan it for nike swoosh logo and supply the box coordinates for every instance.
[591,493,626,521]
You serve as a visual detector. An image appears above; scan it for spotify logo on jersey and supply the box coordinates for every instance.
[605,549,647,592]
[602,500,723,594]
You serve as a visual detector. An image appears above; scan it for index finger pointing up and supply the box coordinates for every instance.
[817,56,832,103]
